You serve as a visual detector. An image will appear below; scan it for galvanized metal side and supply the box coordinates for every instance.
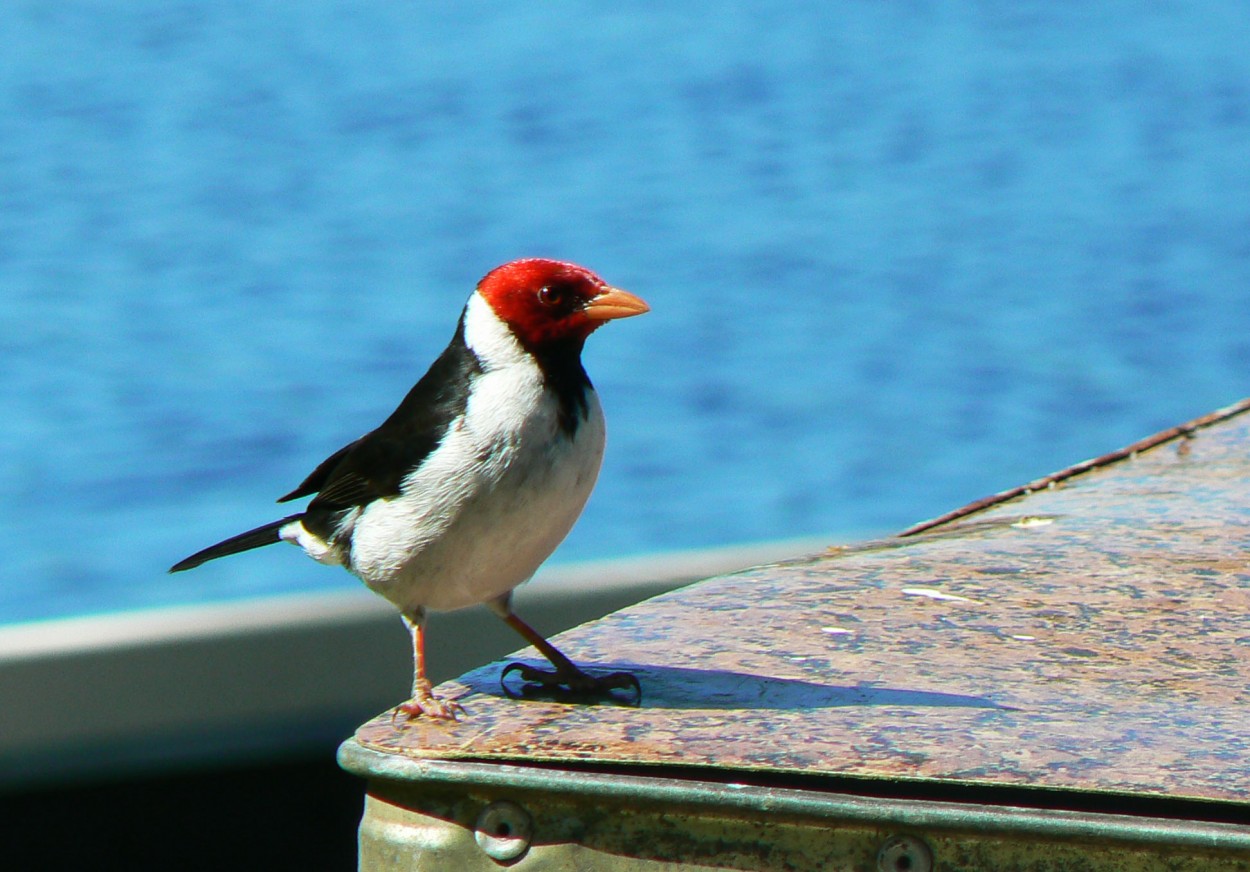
[341,742,1250,871]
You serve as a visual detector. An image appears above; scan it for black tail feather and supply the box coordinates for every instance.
[169,514,303,573]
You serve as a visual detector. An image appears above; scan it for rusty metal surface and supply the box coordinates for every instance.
[353,399,1250,806]
[338,748,1250,871]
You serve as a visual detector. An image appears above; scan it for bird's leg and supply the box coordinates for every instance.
[492,595,640,701]
[395,608,464,721]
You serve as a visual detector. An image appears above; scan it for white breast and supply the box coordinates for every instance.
[343,294,607,613]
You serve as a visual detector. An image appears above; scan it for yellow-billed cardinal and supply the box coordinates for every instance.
[171,259,649,719]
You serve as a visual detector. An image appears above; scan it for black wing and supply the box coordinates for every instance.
[277,439,360,503]
[285,316,482,537]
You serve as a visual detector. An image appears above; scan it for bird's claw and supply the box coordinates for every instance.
[393,693,466,723]
[500,661,642,705]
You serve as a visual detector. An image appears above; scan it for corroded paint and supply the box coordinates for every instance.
[339,750,1250,871]
[352,786,1250,872]
[353,399,1250,808]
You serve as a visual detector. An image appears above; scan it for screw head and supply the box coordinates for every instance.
[474,800,533,862]
[877,833,934,872]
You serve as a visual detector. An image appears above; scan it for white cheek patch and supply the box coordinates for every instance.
[462,292,532,372]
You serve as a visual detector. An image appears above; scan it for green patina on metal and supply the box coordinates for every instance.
[341,398,1250,869]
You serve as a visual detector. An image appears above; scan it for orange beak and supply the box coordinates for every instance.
[583,286,650,321]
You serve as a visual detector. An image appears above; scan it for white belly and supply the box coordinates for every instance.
[346,379,605,613]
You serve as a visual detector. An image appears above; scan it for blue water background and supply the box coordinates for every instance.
[3,4,1250,623]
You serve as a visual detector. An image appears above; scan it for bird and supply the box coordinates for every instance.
[170,258,649,719]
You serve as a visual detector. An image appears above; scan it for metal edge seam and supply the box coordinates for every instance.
[337,741,1250,853]
[898,396,1250,537]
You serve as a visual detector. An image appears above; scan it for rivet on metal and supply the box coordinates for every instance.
[877,833,934,872]
[474,800,533,862]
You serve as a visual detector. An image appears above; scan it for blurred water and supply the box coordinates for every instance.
[3,3,1249,622]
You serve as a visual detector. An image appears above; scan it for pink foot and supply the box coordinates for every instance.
[393,680,465,722]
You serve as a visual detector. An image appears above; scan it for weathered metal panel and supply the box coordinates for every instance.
[338,750,1250,871]
[342,399,1250,867]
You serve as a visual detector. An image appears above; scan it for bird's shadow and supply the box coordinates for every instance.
[462,661,1015,712]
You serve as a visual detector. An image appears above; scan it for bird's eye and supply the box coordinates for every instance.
[538,285,566,308]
